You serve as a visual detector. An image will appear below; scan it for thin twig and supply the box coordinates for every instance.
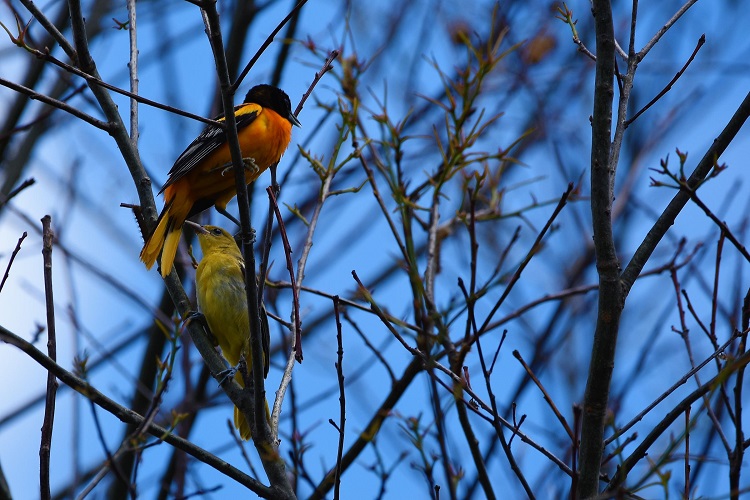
[0,231,27,294]
[0,77,109,131]
[39,216,57,500]
[604,331,741,446]
[332,296,346,500]
[231,0,310,94]
[454,241,503,500]
[228,420,262,479]
[513,350,574,441]
[76,391,133,497]
[0,178,35,208]
[685,406,691,500]
[625,34,705,128]
[477,183,574,334]
[293,49,338,118]
[688,191,750,264]
[267,186,302,360]
[729,289,749,497]
[638,0,700,59]
[671,260,732,454]
[342,311,397,383]
[127,0,140,147]
[607,346,750,491]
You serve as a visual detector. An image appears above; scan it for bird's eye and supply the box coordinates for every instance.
[212,228,222,236]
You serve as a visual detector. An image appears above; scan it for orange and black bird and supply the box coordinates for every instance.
[140,84,301,277]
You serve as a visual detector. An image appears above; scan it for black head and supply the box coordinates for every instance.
[244,84,301,127]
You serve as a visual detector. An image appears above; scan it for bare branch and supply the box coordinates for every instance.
[621,90,750,295]
[0,231,27,294]
[625,34,705,128]
[0,77,109,131]
[39,216,57,500]
[0,326,273,497]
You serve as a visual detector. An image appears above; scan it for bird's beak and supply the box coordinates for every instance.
[185,220,209,234]
[289,111,302,128]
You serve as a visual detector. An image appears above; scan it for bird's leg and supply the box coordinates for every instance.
[215,206,242,227]
[217,356,248,387]
[217,365,238,386]
[184,311,218,346]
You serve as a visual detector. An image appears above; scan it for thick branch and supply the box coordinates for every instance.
[199,3,294,497]
[578,0,620,497]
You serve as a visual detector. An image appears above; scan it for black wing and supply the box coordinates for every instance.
[159,104,260,193]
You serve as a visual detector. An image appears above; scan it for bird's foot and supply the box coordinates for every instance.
[242,157,258,174]
[185,310,206,327]
[218,157,257,177]
[184,311,218,346]
[217,366,238,386]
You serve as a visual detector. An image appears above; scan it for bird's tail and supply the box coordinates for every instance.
[139,198,188,278]
[234,399,271,441]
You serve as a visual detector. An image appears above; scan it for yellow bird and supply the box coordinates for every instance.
[187,221,270,440]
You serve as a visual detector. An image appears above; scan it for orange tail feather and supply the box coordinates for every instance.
[140,208,169,270]
[139,195,190,277]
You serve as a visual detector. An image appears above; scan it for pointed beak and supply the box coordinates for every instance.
[289,111,302,128]
[185,220,209,234]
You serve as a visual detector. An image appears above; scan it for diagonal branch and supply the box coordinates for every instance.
[0,77,109,131]
[621,90,750,296]
[0,325,273,497]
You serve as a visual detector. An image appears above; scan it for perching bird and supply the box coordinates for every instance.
[140,84,301,277]
[188,221,270,440]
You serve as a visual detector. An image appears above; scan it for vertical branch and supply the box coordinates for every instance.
[684,406,691,500]
[39,215,57,500]
[578,0,621,497]
[200,0,267,443]
[66,0,153,222]
[572,404,582,499]
[0,459,10,500]
[127,0,139,147]
[729,288,750,499]
[451,186,496,500]
[424,193,440,305]
[332,296,346,500]
[268,187,302,361]
[198,4,294,497]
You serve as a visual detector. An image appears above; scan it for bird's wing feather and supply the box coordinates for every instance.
[159,104,260,193]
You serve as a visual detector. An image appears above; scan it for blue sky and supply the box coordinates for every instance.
[1,0,750,498]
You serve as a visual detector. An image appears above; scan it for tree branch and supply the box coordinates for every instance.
[578,0,620,496]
